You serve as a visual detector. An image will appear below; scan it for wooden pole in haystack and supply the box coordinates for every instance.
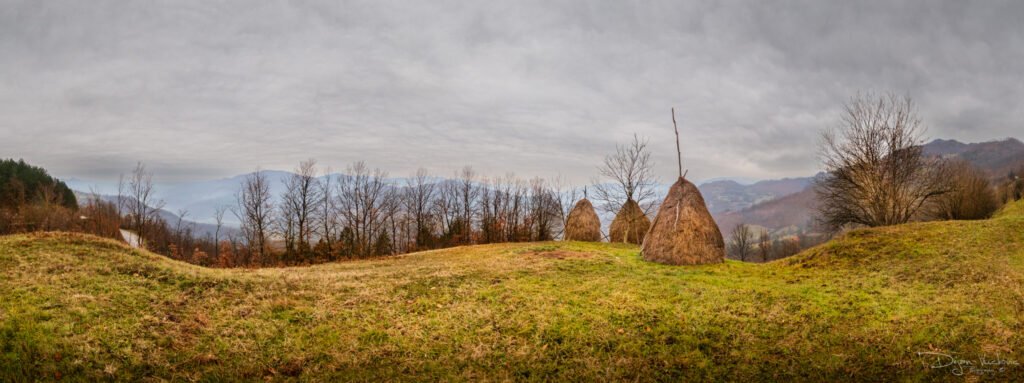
[671,108,688,180]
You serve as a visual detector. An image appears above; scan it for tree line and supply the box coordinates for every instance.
[116,160,584,267]
[2,133,663,268]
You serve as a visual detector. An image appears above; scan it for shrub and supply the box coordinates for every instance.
[927,160,998,220]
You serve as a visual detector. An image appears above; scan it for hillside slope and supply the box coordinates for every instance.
[2,203,1024,381]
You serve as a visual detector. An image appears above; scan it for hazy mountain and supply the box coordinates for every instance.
[921,138,971,156]
[157,170,298,226]
[949,138,1024,177]
[697,176,816,215]
[712,183,820,237]
[73,191,238,238]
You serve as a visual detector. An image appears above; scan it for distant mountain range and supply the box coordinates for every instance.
[698,176,817,215]
[67,170,329,227]
[72,191,239,239]
[923,138,1024,177]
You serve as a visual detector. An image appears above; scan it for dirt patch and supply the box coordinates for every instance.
[524,250,592,260]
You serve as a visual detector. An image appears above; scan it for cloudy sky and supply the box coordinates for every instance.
[2,1,1022,184]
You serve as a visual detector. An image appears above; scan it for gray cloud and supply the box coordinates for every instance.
[1,0,1021,183]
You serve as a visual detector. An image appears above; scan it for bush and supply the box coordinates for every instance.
[927,160,998,220]
[997,167,1024,203]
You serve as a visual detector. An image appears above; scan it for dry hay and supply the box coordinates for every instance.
[641,177,725,265]
[609,199,651,245]
[564,198,602,242]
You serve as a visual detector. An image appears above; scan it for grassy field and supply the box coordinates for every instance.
[2,202,1023,381]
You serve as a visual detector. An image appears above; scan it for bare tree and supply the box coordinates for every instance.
[434,178,461,244]
[728,223,752,262]
[505,175,528,241]
[816,92,948,231]
[528,177,559,241]
[115,174,126,218]
[550,175,579,240]
[757,229,772,262]
[380,189,403,255]
[235,168,273,265]
[173,208,191,257]
[477,177,500,243]
[481,174,525,242]
[280,159,322,259]
[404,168,437,250]
[121,162,165,248]
[593,134,658,214]
[213,205,227,261]
[275,190,298,260]
[317,167,337,256]
[456,166,478,244]
[336,161,396,257]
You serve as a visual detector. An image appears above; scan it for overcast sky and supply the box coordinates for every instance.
[2,1,1022,184]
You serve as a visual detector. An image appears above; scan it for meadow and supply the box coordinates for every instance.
[1,201,1022,381]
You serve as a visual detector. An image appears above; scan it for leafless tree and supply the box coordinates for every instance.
[477,177,500,243]
[317,167,337,255]
[280,159,322,258]
[173,208,192,256]
[380,189,403,255]
[275,192,298,259]
[728,223,753,262]
[336,161,396,257]
[115,174,126,218]
[121,162,165,248]
[549,175,579,240]
[593,134,658,214]
[213,205,227,261]
[528,177,559,241]
[757,229,771,262]
[404,168,437,250]
[434,178,463,244]
[483,174,523,242]
[816,92,948,231]
[456,166,478,244]
[235,168,273,265]
[506,175,529,241]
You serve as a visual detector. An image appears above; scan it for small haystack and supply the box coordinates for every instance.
[641,177,725,265]
[564,198,602,242]
[609,199,651,245]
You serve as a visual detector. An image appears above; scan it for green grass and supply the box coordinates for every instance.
[2,201,1024,381]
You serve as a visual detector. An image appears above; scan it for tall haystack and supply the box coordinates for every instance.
[564,198,602,242]
[641,177,725,265]
[640,107,725,265]
[609,199,651,245]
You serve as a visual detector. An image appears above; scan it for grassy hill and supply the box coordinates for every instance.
[2,202,1023,381]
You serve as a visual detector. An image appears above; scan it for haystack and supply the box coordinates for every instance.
[640,177,725,265]
[564,198,602,242]
[609,199,651,245]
